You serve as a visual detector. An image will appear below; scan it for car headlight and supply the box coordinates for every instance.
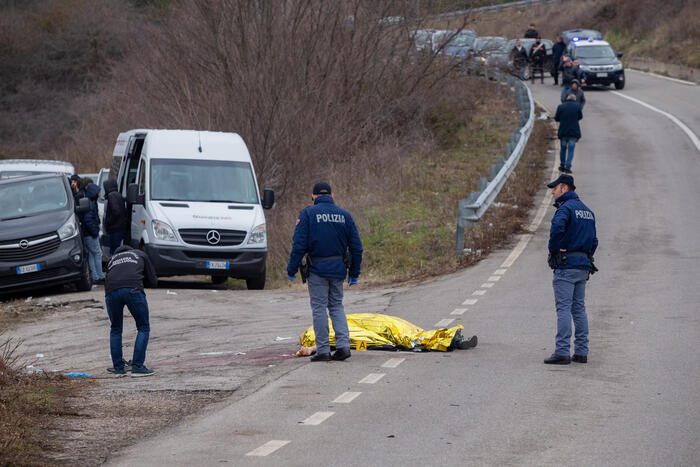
[152,219,177,242]
[247,223,266,245]
[579,65,592,72]
[611,63,623,71]
[57,214,79,241]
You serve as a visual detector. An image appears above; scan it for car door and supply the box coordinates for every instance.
[130,157,147,246]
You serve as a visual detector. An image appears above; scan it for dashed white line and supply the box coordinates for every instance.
[333,392,362,403]
[487,275,501,282]
[451,308,467,315]
[493,268,507,275]
[301,411,335,425]
[472,289,486,296]
[245,440,290,456]
[462,298,478,306]
[382,358,405,368]
[434,318,455,328]
[359,373,385,384]
[480,282,494,288]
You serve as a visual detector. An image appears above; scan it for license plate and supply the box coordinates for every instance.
[596,72,608,77]
[16,263,40,274]
[206,261,229,270]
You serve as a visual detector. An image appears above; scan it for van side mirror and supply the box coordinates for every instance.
[77,197,90,214]
[126,183,144,205]
[617,52,623,58]
[262,188,275,210]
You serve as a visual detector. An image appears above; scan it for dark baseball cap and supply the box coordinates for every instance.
[312,182,332,195]
[546,174,576,190]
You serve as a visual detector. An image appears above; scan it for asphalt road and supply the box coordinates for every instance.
[15,70,700,465]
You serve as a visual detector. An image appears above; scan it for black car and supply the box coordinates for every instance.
[567,39,625,89]
[0,174,92,295]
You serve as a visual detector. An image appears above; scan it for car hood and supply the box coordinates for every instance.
[0,209,71,241]
[579,58,621,67]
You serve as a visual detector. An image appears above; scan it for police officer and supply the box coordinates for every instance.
[287,182,363,362]
[544,174,598,365]
[104,245,158,376]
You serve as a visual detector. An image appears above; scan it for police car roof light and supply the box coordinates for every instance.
[572,36,579,42]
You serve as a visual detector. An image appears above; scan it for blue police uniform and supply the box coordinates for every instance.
[548,190,598,360]
[287,195,363,358]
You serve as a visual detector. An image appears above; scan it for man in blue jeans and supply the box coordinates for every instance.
[287,182,363,362]
[81,182,105,283]
[104,245,158,376]
[554,94,583,174]
[544,174,598,365]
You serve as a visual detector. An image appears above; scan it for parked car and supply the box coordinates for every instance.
[111,129,274,289]
[79,172,98,183]
[470,36,507,66]
[444,33,478,59]
[561,29,602,46]
[409,28,437,53]
[431,29,476,53]
[485,38,553,78]
[0,174,92,295]
[0,159,75,179]
[567,39,625,89]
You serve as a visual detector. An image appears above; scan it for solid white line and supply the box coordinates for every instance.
[611,91,700,153]
[493,269,507,275]
[245,440,290,456]
[382,358,405,368]
[472,289,486,296]
[500,234,532,268]
[480,282,494,288]
[627,68,697,86]
[359,373,385,384]
[434,318,455,328]
[487,275,501,282]
[462,298,478,306]
[333,392,362,403]
[451,308,467,315]
[301,411,335,425]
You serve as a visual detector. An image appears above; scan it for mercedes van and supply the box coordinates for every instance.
[0,174,92,294]
[0,159,75,179]
[111,130,274,289]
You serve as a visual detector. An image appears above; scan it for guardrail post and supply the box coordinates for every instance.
[456,191,479,252]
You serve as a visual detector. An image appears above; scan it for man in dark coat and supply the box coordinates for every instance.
[565,79,586,109]
[559,56,578,101]
[524,23,539,39]
[510,39,529,80]
[551,36,566,85]
[554,94,583,173]
[83,182,105,283]
[529,38,547,84]
[103,179,128,255]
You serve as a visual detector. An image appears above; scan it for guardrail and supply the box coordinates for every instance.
[426,0,564,20]
[455,70,535,253]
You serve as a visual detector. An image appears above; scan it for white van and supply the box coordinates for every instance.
[110,130,274,289]
[0,159,75,179]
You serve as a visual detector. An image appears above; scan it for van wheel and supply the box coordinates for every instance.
[75,263,93,292]
[211,275,228,285]
[246,270,266,290]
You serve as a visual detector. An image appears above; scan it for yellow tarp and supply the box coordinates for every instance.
[299,313,464,352]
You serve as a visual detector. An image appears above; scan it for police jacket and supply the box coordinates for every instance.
[549,191,598,270]
[82,183,101,238]
[104,245,158,295]
[530,43,546,64]
[524,29,539,39]
[286,195,363,280]
[103,179,128,234]
[554,100,583,139]
[552,42,566,66]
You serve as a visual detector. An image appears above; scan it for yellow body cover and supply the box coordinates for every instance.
[299,313,464,352]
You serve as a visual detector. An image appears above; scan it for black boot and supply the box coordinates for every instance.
[310,353,331,362]
[544,354,571,365]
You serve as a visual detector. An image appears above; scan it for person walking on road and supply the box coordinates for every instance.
[510,39,529,80]
[104,244,158,377]
[83,182,105,283]
[286,182,363,362]
[544,174,598,365]
[559,57,578,102]
[529,37,547,84]
[103,179,128,255]
[524,23,539,39]
[555,94,583,173]
[551,36,566,85]
[565,79,586,109]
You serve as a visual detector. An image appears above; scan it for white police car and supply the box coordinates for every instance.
[567,39,625,89]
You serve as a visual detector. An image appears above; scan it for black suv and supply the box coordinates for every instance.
[567,39,625,89]
[0,174,92,294]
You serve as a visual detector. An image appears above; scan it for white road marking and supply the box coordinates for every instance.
[462,298,478,306]
[434,318,455,327]
[611,91,700,153]
[359,373,385,384]
[382,358,405,368]
[487,275,501,282]
[628,68,697,86]
[333,392,362,403]
[500,234,532,268]
[245,440,290,456]
[301,411,335,425]
[451,308,467,315]
[480,282,494,288]
[472,289,486,296]
[493,269,507,275]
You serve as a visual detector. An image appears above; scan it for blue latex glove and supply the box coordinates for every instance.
[348,276,358,287]
[287,274,296,281]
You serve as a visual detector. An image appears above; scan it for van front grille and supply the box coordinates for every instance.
[178,229,246,247]
[0,233,60,262]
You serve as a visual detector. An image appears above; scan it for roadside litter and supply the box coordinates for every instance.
[64,372,92,377]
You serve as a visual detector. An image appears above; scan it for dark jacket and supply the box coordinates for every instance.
[103,179,128,234]
[105,245,158,295]
[565,85,586,108]
[549,191,598,270]
[554,100,583,139]
[82,183,101,238]
[287,195,363,280]
[552,42,566,66]
[510,46,529,68]
[524,29,539,39]
[559,63,578,85]
[529,42,546,65]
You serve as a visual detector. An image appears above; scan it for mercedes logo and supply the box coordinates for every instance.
[206,230,221,245]
[19,239,29,249]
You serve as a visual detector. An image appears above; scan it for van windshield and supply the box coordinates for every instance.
[0,177,69,220]
[150,159,259,204]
